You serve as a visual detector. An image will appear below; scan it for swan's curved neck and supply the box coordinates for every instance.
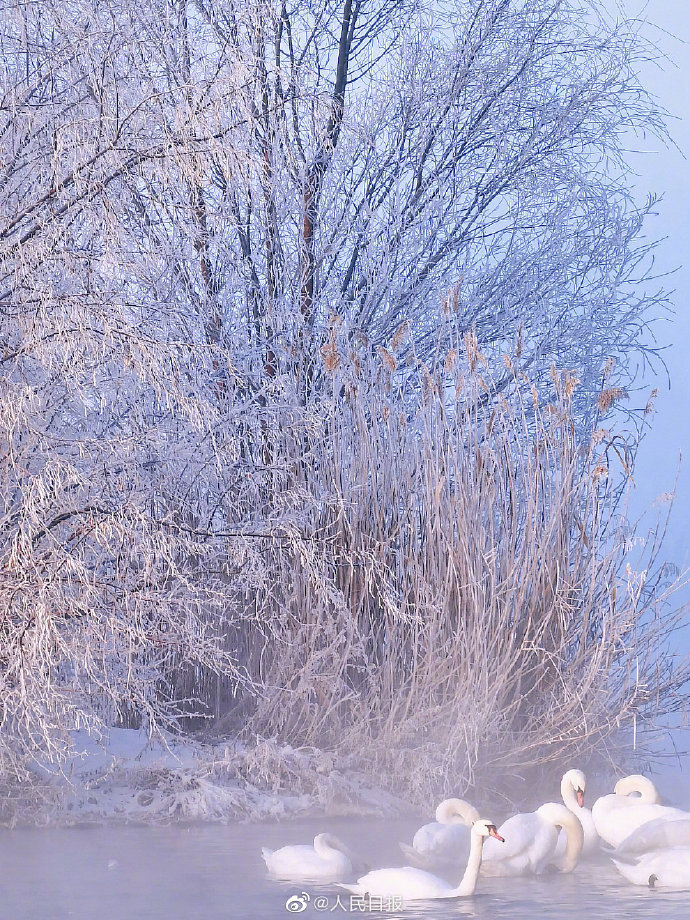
[538,802,584,872]
[615,775,660,804]
[436,798,479,826]
[314,835,342,858]
[561,776,579,813]
[559,813,584,872]
[451,831,484,896]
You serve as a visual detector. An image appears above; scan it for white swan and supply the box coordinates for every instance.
[340,819,503,901]
[481,802,584,876]
[261,833,363,880]
[614,816,690,855]
[554,769,600,858]
[591,774,688,849]
[399,797,479,869]
[612,848,690,889]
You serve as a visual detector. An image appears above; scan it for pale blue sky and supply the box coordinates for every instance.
[610,0,690,776]
[614,0,690,603]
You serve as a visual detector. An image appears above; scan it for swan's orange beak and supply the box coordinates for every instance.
[577,788,585,808]
[488,825,505,842]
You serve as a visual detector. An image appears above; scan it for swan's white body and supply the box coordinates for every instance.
[341,819,503,902]
[482,802,584,876]
[615,816,690,855]
[261,833,358,880]
[612,848,690,889]
[553,769,600,859]
[399,798,479,869]
[591,775,688,849]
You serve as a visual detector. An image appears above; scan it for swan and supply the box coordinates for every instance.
[614,816,690,855]
[340,818,504,901]
[591,774,688,849]
[554,769,600,858]
[612,848,690,889]
[261,833,363,880]
[592,774,660,814]
[399,797,479,869]
[481,802,584,876]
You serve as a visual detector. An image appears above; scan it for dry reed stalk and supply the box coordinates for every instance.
[228,328,689,807]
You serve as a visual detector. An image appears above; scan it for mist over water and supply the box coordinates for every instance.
[1,815,688,920]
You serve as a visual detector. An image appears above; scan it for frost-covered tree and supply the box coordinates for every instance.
[1,0,664,403]
[0,0,251,770]
[152,0,662,413]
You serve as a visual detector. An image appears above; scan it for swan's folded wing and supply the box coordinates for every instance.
[411,822,439,851]
[613,849,690,889]
[612,804,690,848]
[612,857,651,887]
[400,820,472,873]
[340,866,453,900]
[483,813,541,861]
[616,816,690,855]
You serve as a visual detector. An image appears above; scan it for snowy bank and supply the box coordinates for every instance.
[1,729,410,828]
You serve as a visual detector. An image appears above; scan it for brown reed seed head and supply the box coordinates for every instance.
[391,320,409,352]
[320,337,340,374]
[597,387,627,413]
[377,347,396,372]
[592,463,608,482]
[602,357,616,379]
[644,388,658,416]
[563,372,580,400]
[464,330,482,371]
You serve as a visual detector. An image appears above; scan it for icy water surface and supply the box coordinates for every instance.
[0,815,688,920]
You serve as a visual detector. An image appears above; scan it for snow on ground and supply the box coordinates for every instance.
[2,729,409,827]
